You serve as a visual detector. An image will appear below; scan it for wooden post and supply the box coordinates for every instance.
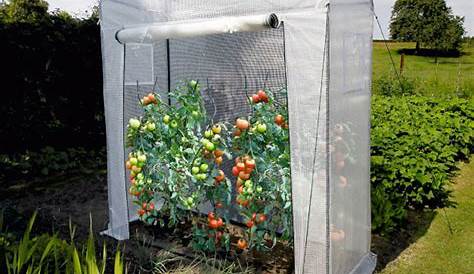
[400,53,405,75]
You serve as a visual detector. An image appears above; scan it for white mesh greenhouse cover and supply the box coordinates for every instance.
[99,0,376,273]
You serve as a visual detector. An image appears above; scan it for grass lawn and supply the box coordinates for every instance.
[372,41,474,97]
[379,159,474,274]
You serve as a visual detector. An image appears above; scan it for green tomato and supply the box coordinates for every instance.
[129,157,138,166]
[257,123,267,133]
[246,187,253,194]
[201,138,210,145]
[192,166,200,175]
[204,130,213,138]
[163,115,170,124]
[198,173,208,180]
[205,142,215,151]
[200,163,209,172]
[256,186,263,193]
[146,122,156,131]
[136,173,144,180]
[191,111,199,118]
[244,180,252,188]
[146,179,152,184]
[138,154,146,163]
[212,134,221,143]
[170,120,178,128]
[187,197,194,204]
[129,118,141,129]
[189,80,198,89]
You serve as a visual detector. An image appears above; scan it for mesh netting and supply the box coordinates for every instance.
[123,27,288,220]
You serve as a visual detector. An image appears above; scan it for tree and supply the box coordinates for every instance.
[390,0,465,53]
[1,0,49,24]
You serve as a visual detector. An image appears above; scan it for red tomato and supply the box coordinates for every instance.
[208,212,215,220]
[215,156,223,166]
[274,114,285,126]
[258,214,267,223]
[208,219,219,229]
[148,202,155,211]
[217,218,224,228]
[244,159,256,169]
[236,119,249,130]
[138,209,145,216]
[246,220,254,228]
[238,171,250,180]
[215,202,223,209]
[238,186,244,194]
[236,162,245,172]
[252,94,260,103]
[252,213,257,220]
[237,239,248,250]
[148,93,156,103]
[257,90,268,101]
[142,202,147,210]
[232,166,239,176]
[233,129,242,137]
[215,170,225,182]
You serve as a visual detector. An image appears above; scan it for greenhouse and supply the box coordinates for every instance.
[99,0,376,273]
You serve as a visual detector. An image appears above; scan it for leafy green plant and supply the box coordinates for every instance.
[371,95,474,233]
[2,213,125,274]
[127,81,292,253]
[230,89,292,251]
[126,80,233,252]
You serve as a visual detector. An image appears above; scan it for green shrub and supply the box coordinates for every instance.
[371,95,474,233]
[373,74,417,96]
[0,146,106,181]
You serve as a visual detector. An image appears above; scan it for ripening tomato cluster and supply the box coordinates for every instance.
[126,151,157,219]
[232,156,259,207]
[126,151,147,198]
[138,201,155,217]
[141,92,158,106]
[245,212,267,229]
[251,89,269,104]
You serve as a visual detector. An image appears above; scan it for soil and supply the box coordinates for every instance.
[0,169,294,273]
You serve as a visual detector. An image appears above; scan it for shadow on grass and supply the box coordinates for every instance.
[371,210,436,272]
[396,48,466,58]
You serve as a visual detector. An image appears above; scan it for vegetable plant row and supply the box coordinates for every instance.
[125,80,292,253]
[371,95,474,233]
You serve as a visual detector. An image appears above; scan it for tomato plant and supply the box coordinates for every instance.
[231,89,292,251]
[126,80,233,252]
[126,81,293,253]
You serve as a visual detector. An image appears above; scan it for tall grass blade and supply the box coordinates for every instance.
[72,248,82,274]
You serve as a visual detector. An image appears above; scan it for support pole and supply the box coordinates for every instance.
[116,14,280,44]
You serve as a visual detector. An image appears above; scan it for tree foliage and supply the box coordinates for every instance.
[0,0,103,154]
[390,0,465,53]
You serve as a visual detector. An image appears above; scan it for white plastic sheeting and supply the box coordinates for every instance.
[99,0,375,273]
